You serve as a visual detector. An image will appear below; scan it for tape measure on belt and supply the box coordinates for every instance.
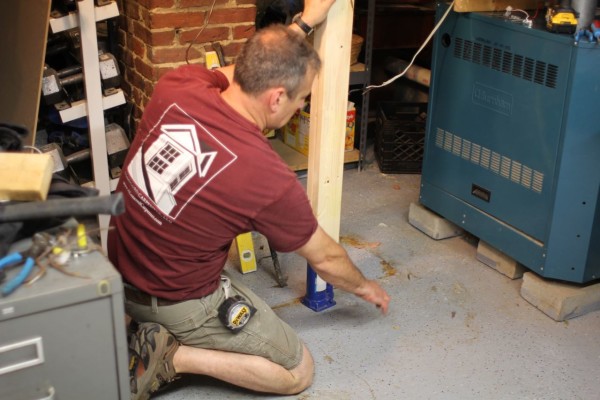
[218,276,257,332]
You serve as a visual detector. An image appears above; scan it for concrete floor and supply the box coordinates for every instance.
[155,152,600,400]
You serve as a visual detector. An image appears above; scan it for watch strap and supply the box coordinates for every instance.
[293,13,314,36]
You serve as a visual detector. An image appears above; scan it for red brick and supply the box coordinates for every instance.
[140,96,151,111]
[131,87,143,106]
[150,30,176,46]
[140,7,151,26]
[130,69,146,90]
[222,41,245,58]
[123,1,141,19]
[180,0,228,8]
[179,26,230,45]
[149,11,206,29]
[132,109,143,125]
[120,48,134,67]
[118,1,260,108]
[133,113,141,125]
[126,17,136,32]
[120,80,132,97]
[133,102,143,116]
[149,46,202,63]
[134,58,159,81]
[210,7,256,24]
[124,67,135,84]
[232,24,254,40]
[132,20,151,42]
[144,78,156,96]
[129,35,147,58]
[117,29,127,46]
[156,66,175,80]
[133,21,176,45]
[137,0,176,9]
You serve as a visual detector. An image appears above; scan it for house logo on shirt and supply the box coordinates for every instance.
[127,103,237,219]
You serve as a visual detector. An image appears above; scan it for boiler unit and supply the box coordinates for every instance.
[419,4,600,283]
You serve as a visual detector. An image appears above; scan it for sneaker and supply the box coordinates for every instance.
[128,322,179,400]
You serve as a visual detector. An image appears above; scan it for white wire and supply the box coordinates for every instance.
[185,0,218,65]
[507,8,532,27]
[508,8,530,20]
[22,145,42,154]
[363,0,455,93]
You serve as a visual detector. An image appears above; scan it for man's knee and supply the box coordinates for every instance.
[287,345,314,394]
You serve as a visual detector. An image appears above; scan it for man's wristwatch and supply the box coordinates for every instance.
[292,13,314,36]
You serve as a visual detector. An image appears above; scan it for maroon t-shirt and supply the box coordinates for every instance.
[107,65,317,301]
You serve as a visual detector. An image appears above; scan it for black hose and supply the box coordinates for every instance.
[0,193,125,223]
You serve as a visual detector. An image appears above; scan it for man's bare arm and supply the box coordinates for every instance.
[296,226,391,313]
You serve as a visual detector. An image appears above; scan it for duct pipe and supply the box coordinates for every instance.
[384,57,431,88]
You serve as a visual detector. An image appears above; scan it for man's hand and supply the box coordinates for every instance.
[301,0,337,28]
[355,280,391,315]
[297,226,391,315]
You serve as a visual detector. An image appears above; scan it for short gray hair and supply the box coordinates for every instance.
[234,24,321,99]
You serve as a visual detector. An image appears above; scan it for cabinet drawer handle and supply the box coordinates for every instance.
[37,386,55,400]
[0,336,45,375]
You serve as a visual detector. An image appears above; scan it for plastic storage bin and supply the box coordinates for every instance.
[374,102,427,174]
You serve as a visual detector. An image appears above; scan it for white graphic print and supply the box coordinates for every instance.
[127,104,237,219]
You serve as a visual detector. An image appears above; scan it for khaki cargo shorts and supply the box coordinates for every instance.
[124,271,304,370]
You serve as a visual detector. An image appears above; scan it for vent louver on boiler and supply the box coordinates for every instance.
[434,127,545,194]
[453,37,558,89]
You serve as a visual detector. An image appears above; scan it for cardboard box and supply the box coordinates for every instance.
[282,108,310,156]
[282,102,356,156]
[345,103,356,151]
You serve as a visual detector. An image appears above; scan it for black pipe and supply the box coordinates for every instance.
[0,193,125,223]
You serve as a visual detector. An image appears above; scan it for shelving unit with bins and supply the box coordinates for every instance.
[47,0,124,249]
[354,1,436,171]
[351,0,375,169]
[272,0,374,171]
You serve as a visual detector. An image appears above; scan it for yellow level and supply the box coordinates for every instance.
[235,232,257,274]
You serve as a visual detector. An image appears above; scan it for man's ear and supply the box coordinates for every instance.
[268,87,287,113]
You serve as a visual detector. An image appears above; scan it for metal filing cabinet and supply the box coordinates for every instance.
[0,241,129,399]
[419,4,600,283]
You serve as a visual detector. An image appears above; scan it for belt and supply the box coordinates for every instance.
[124,286,181,306]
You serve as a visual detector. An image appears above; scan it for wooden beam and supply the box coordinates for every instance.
[0,153,53,201]
[0,0,51,145]
[454,0,539,12]
[306,0,353,241]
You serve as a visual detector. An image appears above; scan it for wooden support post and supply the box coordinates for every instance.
[302,0,353,311]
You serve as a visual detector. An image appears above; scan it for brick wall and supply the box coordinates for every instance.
[116,0,256,128]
